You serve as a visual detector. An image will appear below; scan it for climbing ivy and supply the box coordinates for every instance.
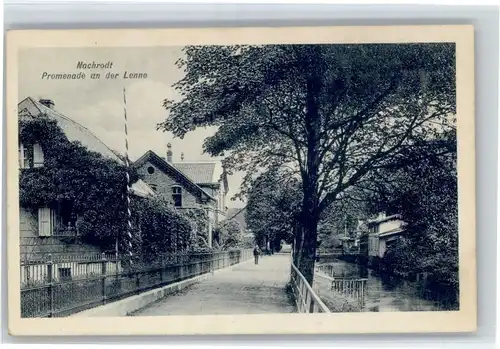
[19,116,216,259]
[178,208,210,248]
[19,116,138,248]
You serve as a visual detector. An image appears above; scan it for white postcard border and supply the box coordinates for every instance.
[6,25,476,336]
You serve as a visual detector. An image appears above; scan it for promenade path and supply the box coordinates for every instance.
[131,253,296,316]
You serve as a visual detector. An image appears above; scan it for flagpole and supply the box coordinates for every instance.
[123,87,133,266]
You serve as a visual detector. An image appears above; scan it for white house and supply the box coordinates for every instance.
[366,213,406,258]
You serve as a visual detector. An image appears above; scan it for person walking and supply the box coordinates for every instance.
[253,245,260,265]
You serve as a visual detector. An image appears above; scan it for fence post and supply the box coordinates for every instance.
[179,261,184,280]
[159,264,164,284]
[309,297,315,313]
[47,254,54,317]
[135,270,140,291]
[101,253,107,305]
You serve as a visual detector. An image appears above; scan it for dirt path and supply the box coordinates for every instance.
[131,254,296,316]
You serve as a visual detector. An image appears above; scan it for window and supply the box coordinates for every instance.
[19,142,44,169]
[55,203,77,231]
[147,166,155,174]
[33,143,44,168]
[19,143,31,169]
[38,207,55,237]
[172,186,182,207]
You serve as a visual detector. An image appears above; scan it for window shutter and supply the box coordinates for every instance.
[19,143,25,169]
[38,207,53,237]
[33,143,44,168]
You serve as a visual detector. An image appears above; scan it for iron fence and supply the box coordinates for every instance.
[20,249,253,318]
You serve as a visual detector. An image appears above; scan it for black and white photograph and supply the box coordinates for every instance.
[7,26,476,335]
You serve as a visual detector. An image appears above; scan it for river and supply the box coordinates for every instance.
[318,258,453,312]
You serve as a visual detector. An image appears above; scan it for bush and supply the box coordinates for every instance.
[179,208,210,245]
[132,196,194,261]
[213,219,243,250]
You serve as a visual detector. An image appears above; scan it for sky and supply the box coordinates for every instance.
[19,47,245,207]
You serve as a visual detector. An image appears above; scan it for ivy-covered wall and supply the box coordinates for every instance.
[18,115,225,260]
[19,116,134,250]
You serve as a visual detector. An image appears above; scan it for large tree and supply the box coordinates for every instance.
[245,168,299,251]
[159,43,456,283]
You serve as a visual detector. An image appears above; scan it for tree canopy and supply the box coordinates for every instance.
[245,168,299,250]
[361,131,458,297]
[159,43,456,282]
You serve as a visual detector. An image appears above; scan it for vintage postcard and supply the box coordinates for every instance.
[6,25,476,336]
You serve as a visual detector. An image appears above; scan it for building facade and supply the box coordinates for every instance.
[133,144,229,247]
[366,213,406,258]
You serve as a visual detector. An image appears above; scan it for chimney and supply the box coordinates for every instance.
[166,143,173,163]
[181,152,184,161]
[39,99,55,109]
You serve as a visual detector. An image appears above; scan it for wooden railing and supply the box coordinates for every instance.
[290,262,331,313]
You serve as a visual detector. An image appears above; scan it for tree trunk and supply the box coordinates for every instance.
[297,211,319,285]
[295,58,323,285]
[293,222,304,267]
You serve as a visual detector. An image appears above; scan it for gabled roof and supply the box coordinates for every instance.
[133,150,216,202]
[172,161,229,194]
[172,162,218,184]
[18,97,121,162]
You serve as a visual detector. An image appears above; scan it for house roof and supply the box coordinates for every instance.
[133,150,216,202]
[367,214,403,225]
[19,97,121,162]
[172,162,219,184]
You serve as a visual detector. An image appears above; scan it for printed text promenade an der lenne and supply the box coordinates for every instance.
[40,61,148,80]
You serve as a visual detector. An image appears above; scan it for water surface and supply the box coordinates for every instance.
[319,259,451,312]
